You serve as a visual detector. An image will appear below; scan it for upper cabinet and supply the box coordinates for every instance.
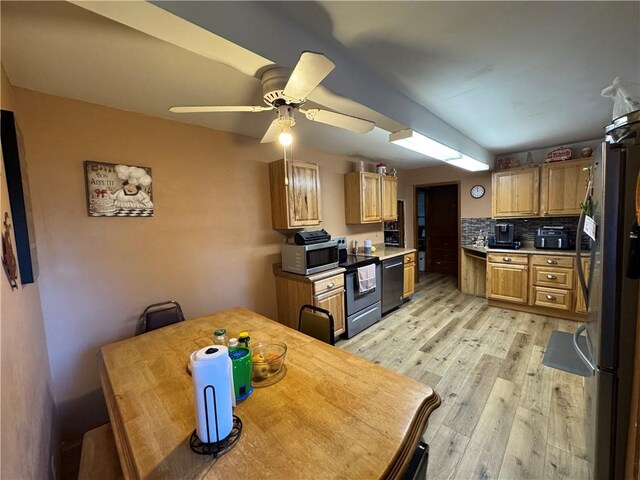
[345,172,381,224]
[492,167,540,218]
[269,159,322,229]
[540,158,591,216]
[381,176,398,221]
[344,172,397,224]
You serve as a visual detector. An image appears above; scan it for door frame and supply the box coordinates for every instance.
[413,181,461,289]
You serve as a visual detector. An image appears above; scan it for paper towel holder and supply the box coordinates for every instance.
[189,384,243,456]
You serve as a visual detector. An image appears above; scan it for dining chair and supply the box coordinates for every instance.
[298,304,335,346]
[136,300,185,335]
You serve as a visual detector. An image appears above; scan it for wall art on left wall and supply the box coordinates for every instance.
[84,161,154,217]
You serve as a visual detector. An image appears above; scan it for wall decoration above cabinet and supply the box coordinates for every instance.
[269,159,322,229]
[344,172,397,224]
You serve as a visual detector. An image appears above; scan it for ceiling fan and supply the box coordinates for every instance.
[169,51,375,145]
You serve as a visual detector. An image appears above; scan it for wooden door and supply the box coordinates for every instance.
[492,167,540,217]
[403,263,415,298]
[575,258,590,313]
[381,176,398,221]
[426,185,458,276]
[540,159,591,216]
[288,161,322,227]
[486,263,528,304]
[314,289,345,336]
[361,173,382,223]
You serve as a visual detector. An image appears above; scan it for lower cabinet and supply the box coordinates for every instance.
[486,263,528,304]
[403,253,416,299]
[274,267,346,336]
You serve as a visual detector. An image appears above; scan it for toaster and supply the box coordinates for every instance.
[534,226,571,250]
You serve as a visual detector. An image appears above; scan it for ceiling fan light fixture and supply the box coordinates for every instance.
[389,129,461,161]
[279,126,293,146]
[444,155,489,172]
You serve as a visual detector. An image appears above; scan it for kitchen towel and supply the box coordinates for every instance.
[190,345,235,443]
[357,264,376,293]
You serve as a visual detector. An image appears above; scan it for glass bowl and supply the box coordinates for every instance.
[251,341,287,384]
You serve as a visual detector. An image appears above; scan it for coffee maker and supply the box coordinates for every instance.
[488,223,521,249]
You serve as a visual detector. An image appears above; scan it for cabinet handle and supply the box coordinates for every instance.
[547,274,557,280]
[503,257,512,262]
[546,294,557,301]
[547,259,558,264]
[327,282,334,289]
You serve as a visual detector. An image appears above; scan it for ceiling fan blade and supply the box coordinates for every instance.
[302,109,375,134]
[169,105,273,113]
[283,52,335,103]
[260,119,281,144]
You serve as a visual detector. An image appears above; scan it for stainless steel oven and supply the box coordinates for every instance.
[281,240,339,275]
[342,256,382,338]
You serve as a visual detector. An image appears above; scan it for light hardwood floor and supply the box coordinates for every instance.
[337,273,588,480]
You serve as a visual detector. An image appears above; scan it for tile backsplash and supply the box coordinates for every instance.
[462,217,590,248]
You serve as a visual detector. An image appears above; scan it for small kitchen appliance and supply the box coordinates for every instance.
[487,223,521,249]
[281,239,339,275]
[534,226,571,250]
[293,229,331,245]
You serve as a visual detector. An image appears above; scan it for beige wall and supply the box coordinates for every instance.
[9,87,381,438]
[397,164,492,249]
[1,70,56,478]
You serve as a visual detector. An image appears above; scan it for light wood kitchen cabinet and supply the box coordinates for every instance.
[269,159,322,229]
[540,158,591,216]
[274,267,346,336]
[492,167,540,218]
[403,253,416,299]
[486,262,528,304]
[381,176,398,221]
[575,258,590,313]
[344,172,382,224]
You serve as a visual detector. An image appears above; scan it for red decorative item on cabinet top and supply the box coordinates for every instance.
[545,147,572,163]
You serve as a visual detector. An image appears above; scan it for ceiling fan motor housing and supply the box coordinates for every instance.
[262,67,302,107]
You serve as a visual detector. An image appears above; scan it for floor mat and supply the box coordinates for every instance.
[543,330,593,377]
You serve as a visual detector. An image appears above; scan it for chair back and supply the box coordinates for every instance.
[298,304,335,345]
[137,301,185,335]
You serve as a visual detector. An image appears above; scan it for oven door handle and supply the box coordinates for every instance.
[384,261,403,269]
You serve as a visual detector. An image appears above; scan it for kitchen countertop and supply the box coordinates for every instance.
[462,245,590,257]
[364,245,417,261]
[99,307,441,479]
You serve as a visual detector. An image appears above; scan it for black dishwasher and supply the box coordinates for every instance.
[382,257,404,314]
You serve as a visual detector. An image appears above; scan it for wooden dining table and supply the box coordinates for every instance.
[98,307,441,479]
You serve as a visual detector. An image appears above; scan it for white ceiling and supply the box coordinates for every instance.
[2,1,639,168]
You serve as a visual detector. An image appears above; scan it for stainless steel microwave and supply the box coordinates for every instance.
[281,240,339,275]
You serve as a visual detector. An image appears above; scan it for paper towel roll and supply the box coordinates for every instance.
[190,345,235,443]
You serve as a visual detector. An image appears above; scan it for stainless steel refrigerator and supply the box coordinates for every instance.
[574,110,640,480]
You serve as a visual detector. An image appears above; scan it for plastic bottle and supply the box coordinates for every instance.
[238,331,250,349]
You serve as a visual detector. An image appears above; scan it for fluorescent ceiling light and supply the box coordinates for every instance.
[389,129,461,161]
[444,155,489,172]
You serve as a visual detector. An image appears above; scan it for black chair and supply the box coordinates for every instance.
[136,301,185,335]
[298,304,335,346]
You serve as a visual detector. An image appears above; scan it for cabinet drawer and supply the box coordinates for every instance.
[532,286,572,310]
[404,253,416,264]
[313,274,344,295]
[531,255,574,268]
[487,253,528,265]
[532,266,574,289]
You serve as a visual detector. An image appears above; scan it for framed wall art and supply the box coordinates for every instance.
[1,109,39,285]
[84,161,154,217]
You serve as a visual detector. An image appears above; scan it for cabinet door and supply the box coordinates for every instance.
[540,159,591,216]
[403,263,415,298]
[288,161,322,227]
[492,167,540,217]
[381,176,398,221]
[314,289,345,336]
[486,263,528,304]
[575,258,590,313]
[361,173,382,223]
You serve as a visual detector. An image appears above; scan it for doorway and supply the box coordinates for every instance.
[415,184,459,279]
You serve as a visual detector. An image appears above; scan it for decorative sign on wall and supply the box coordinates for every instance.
[84,161,154,217]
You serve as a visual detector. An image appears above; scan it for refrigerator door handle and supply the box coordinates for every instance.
[573,323,596,374]
[576,180,594,307]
